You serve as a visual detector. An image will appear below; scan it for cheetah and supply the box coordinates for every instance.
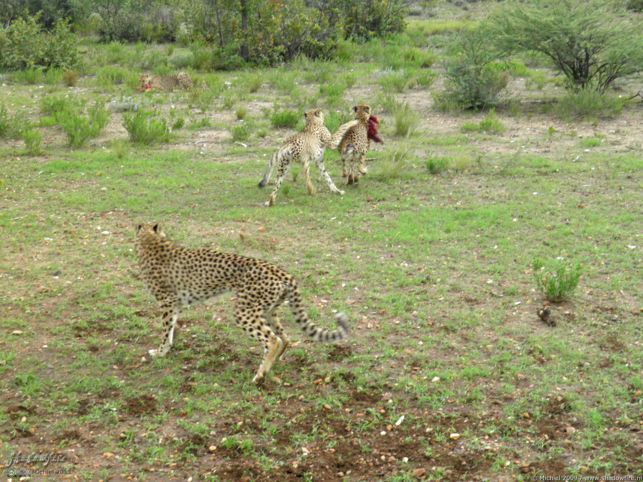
[135,223,349,384]
[337,104,380,185]
[258,109,352,206]
[138,72,193,91]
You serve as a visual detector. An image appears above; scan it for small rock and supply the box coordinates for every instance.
[450,433,460,440]
[208,445,217,452]
[412,468,426,478]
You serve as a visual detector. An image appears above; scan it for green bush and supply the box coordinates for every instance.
[123,110,170,145]
[533,258,581,303]
[270,109,299,129]
[437,28,508,111]
[0,13,77,71]
[486,0,643,93]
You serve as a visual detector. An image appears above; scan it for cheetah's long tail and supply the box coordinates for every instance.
[258,151,278,188]
[286,282,348,342]
[327,120,360,150]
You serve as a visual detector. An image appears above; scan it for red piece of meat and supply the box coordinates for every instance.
[368,115,383,144]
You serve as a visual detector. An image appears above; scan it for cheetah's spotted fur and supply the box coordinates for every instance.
[135,223,349,384]
[338,104,372,185]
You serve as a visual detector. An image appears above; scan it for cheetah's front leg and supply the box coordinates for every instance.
[149,297,180,357]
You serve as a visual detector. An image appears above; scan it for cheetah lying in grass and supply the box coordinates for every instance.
[138,72,193,91]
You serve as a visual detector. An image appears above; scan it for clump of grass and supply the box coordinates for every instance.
[1,105,33,140]
[236,106,247,120]
[123,110,170,145]
[247,74,263,93]
[533,258,581,303]
[270,109,298,129]
[0,104,10,138]
[10,67,45,85]
[232,123,250,141]
[555,89,625,121]
[62,69,79,87]
[374,148,416,181]
[22,127,42,155]
[393,102,420,137]
[171,117,185,131]
[378,71,411,93]
[460,109,506,135]
[426,156,449,174]
[189,87,216,113]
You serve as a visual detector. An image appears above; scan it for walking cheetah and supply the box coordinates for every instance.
[258,109,352,206]
[337,104,380,185]
[135,223,349,384]
[138,72,193,91]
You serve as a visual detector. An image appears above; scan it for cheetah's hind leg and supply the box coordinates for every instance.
[233,304,283,383]
[149,297,180,358]
[265,309,291,360]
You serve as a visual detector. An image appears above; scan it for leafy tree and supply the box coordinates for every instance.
[486,0,643,93]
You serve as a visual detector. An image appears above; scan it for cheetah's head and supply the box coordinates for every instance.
[303,109,324,126]
[138,74,152,86]
[352,104,371,121]
[135,223,166,238]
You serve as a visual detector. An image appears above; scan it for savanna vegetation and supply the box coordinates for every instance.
[1,0,641,480]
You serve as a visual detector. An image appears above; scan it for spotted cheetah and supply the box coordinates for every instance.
[138,72,193,91]
[135,223,349,384]
[258,109,352,206]
[338,104,373,185]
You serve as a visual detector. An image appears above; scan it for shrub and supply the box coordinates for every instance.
[123,110,170,145]
[0,14,77,71]
[437,28,508,111]
[486,0,643,93]
[533,258,581,303]
[55,103,109,148]
[270,109,299,129]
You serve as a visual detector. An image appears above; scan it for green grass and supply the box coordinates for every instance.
[0,10,641,480]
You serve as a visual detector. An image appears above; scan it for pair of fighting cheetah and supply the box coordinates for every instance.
[258,104,375,206]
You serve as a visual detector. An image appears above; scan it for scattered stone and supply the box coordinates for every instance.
[412,468,426,478]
